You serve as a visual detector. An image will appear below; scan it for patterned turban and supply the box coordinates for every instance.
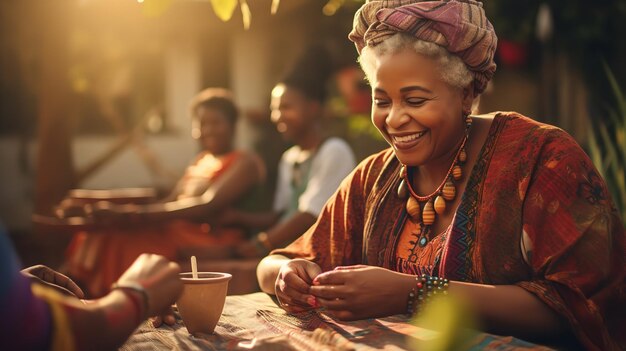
[349,0,497,94]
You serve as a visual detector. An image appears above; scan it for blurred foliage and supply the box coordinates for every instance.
[140,0,364,28]
[209,0,238,21]
[141,0,173,17]
[328,94,388,162]
[587,63,626,224]
[408,295,477,351]
[484,1,626,50]
[484,1,626,118]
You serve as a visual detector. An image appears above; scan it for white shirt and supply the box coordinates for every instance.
[273,137,356,219]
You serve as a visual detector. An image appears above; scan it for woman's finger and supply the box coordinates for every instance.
[40,281,76,297]
[281,271,312,294]
[151,316,163,327]
[276,291,312,312]
[333,265,367,271]
[51,271,85,299]
[163,314,176,326]
[312,270,348,286]
[299,262,322,283]
[278,282,315,307]
[309,284,346,300]
[24,266,85,299]
[315,296,349,310]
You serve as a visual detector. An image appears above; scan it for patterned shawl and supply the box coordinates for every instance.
[272,113,626,350]
[349,0,497,94]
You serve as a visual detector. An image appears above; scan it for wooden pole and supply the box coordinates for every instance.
[34,1,76,216]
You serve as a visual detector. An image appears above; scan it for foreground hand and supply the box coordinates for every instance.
[115,254,183,318]
[309,265,410,320]
[21,265,85,298]
[275,259,322,313]
[150,305,177,328]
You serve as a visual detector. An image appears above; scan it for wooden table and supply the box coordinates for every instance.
[120,293,554,351]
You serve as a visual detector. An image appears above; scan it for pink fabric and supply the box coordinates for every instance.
[349,0,497,93]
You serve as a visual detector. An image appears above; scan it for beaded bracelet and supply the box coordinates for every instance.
[406,274,449,316]
[111,281,149,322]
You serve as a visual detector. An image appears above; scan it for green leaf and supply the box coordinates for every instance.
[142,0,173,18]
[587,121,605,179]
[271,0,280,15]
[599,124,618,172]
[607,107,621,128]
[240,0,251,30]
[323,0,345,16]
[618,166,626,221]
[210,0,238,22]
[598,61,626,226]
[617,128,626,167]
[602,60,626,124]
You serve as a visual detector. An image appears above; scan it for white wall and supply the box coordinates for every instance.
[77,32,203,190]
[0,138,36,230]
[0,32,202,231]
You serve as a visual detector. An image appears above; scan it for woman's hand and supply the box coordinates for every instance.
[309,265,413,320]
[21,265,85,298]
[150,306,177,328]
[115,253,183,318]
[275,259,322,313]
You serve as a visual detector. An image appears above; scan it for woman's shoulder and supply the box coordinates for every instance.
[485,111,581,152]
[495,111,572,138]
[231,149,267,181]
[234,149,262,161]
[490,111,592,172]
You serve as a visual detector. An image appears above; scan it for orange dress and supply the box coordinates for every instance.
[65,151,249,297]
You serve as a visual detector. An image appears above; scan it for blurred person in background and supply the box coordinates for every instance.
[57,88,265,297]
[224,46,357,258]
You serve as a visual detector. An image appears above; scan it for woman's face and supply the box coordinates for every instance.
[270,84,319,143]
[371,48,472,167]
[192,106,234,155]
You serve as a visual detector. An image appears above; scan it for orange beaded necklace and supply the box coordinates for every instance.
[397,117,472,247]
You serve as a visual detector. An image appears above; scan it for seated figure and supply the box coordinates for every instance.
[225,47,357,258]
[59,88,265,297]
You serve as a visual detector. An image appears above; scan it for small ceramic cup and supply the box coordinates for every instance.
[176,272,232,335]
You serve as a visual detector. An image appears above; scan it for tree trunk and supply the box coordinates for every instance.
[34,1,76,216]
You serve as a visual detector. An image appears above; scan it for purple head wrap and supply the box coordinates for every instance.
[349,0,497,94]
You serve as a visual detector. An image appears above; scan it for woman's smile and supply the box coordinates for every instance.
[389,130,428,150]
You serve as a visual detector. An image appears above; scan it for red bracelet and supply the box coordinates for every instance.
[111,282,149,324]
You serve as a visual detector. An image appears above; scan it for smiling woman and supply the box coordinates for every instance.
[256,1,626,350]
[59,88,267,298]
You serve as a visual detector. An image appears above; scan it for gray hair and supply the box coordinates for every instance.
[359,33,473,90]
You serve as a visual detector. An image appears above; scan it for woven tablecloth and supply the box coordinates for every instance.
[120,292,553,351]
